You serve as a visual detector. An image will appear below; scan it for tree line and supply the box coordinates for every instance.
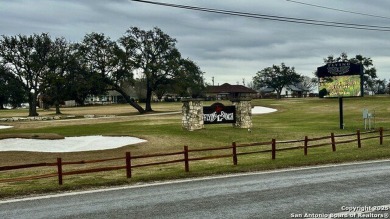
[1,26,386,116]
[0,27,205,116]
[252,53,383,98]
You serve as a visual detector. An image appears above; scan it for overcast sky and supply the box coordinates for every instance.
[2,0,390,85]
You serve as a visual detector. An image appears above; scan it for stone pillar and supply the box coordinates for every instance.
[182,98,204,131]
[231,98,252,129]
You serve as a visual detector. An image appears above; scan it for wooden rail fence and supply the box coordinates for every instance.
[0,127,388,185]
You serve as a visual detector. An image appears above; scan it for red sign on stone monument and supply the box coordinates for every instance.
[203,103,236,124]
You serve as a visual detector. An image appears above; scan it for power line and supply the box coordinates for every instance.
[130,0,390,32]
[286,0,390,20]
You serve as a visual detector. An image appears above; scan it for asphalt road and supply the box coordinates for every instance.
[1,160,390,219]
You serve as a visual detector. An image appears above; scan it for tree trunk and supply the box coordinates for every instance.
[126,95,145,114]
[113,87,145,114]
[276,89,282,99]
[55,101,62,115]
[103,79,145,114]
[0,98,4,109]
[145,84,153,112]
[28,92,39,117]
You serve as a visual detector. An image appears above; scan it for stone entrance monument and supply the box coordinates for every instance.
[181,98,204,131]
[182,98,252,131]
[231,97,252,129]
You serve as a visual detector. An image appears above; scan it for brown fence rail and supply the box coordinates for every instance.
[0,127,387,185]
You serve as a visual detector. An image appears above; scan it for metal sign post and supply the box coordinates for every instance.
[317,62,364,130]
[339,97,344,129]
[363,109,375,130]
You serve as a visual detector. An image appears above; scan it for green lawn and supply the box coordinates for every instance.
[1,96,390,199]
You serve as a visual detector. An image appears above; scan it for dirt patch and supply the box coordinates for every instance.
[0,133,64,140]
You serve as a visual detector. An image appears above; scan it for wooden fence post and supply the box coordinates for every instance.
[232,142,238,165]
[304,136,308,156]
[184,146,189,172]
[357,129,361,148]
[331,133,336,152]
[380,127,384,145]
[272,139,276,160]
[126,152,132,178]
[57,158,63,185]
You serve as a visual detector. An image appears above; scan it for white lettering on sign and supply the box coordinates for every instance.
[203,111,234,122]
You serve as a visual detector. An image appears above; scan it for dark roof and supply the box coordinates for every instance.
[259,87,275,93]
[206,83,257,94]
[287,84,310,92]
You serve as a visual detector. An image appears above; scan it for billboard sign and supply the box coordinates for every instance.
[317,62,363,98]
[203,103,236,124]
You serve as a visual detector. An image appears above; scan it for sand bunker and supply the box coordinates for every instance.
[0,135,146,152]
[0,106,276,152]
[251,106,277,115]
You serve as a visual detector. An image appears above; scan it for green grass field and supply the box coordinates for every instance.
[1,96,390,199]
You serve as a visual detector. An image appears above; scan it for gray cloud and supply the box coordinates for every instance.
[1,0,390,84]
